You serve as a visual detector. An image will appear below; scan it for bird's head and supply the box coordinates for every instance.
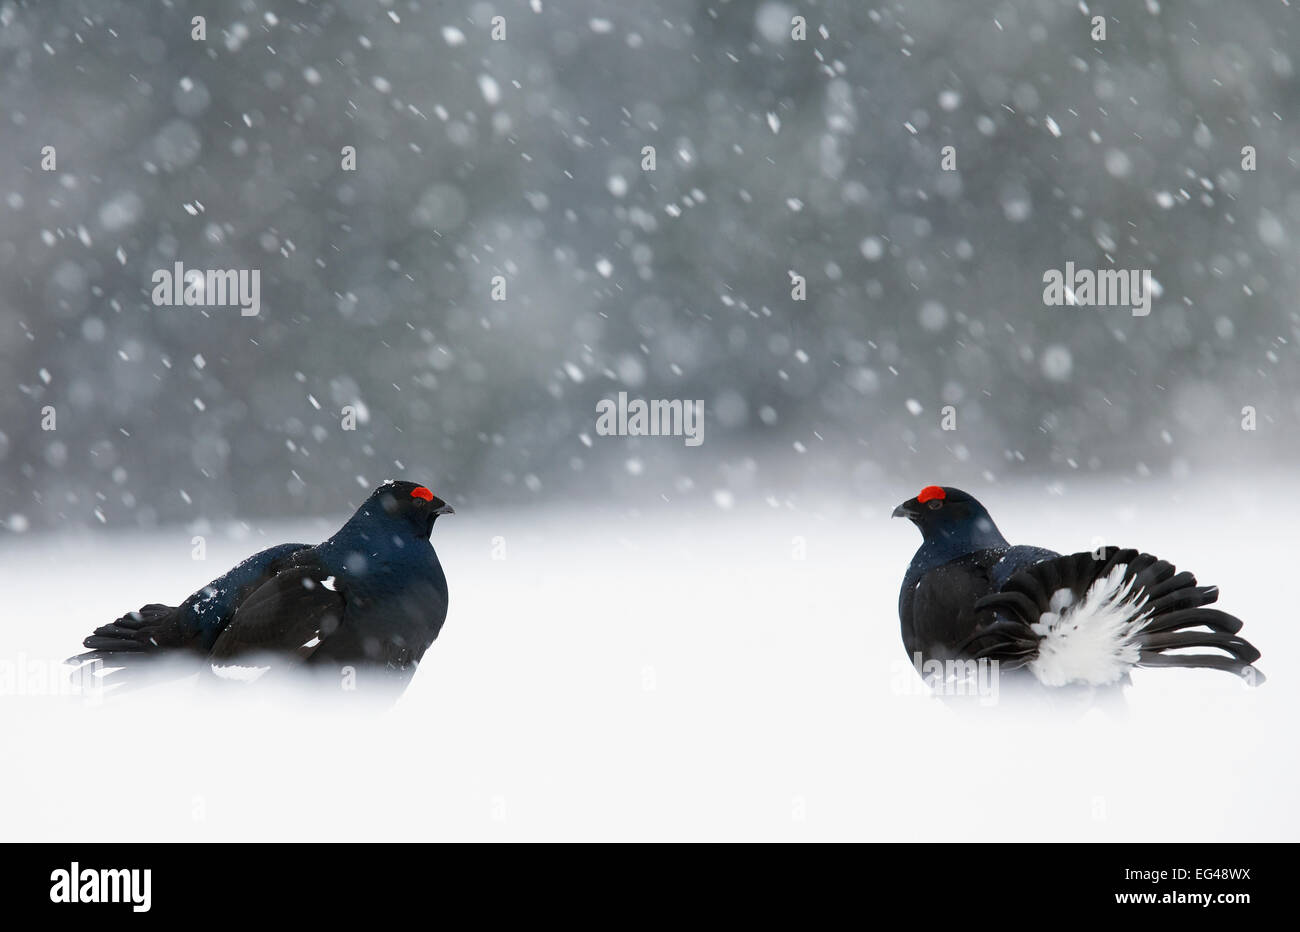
[369,480,454,539]
[891,485,1002,545]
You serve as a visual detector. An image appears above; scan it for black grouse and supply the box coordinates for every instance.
[893,485,1262,690]
[69,480,453,696]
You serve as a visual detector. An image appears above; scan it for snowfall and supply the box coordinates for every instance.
[2,473,1296,842]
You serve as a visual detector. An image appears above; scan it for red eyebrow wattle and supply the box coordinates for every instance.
[917,486,945,503]
[410,486,434,501]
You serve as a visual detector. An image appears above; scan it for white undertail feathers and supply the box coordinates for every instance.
[1028,563,1151,687]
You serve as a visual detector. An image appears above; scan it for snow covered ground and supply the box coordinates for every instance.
[2,475,1296,841]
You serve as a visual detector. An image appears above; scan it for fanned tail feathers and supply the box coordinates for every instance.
[966,548,1263,687]
[77,603,180,654]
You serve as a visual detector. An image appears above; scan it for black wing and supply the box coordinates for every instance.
[906,554,999,663]
[209,563,346,668]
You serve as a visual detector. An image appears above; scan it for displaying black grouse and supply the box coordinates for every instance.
[69,480,453,696]
[893,485,1262,689]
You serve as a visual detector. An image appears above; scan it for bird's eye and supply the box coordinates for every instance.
[927,499,943,510]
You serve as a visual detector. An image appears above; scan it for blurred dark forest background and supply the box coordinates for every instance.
[1,0,1297,531]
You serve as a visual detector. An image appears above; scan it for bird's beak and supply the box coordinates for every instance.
[434,503,455,516]
[892,501,919,519]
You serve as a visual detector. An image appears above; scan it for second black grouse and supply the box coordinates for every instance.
[893,485,1262,689]
[71,479,453,695]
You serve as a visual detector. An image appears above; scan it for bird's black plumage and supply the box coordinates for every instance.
[70,479,454,697]
[893,485,1263,690]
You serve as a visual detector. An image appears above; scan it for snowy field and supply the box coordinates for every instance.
[2,474,1296,842]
